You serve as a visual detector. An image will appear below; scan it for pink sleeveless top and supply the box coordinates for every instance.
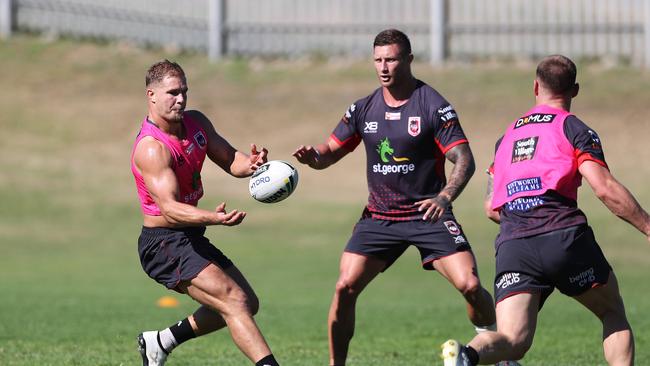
[492,105,582,210]
[131,115,208,215]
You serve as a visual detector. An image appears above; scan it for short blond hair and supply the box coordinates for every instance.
[145,60,185,87]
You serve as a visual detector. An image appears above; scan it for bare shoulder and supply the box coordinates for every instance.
[185,110,215,131]
[133,136,172,171]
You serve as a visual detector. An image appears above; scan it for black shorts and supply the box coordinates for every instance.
[138,226,234,290]
[345,214,472,271]
[494,224,611,309]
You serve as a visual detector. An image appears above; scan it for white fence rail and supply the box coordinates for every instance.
[1,0,649,67]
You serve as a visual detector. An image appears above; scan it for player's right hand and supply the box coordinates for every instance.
[293,145,320,167]
[214,202,246,226]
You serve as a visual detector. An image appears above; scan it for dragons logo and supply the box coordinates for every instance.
[376,137,410,163]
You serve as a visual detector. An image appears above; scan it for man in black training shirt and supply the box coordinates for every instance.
[294,29,497,366]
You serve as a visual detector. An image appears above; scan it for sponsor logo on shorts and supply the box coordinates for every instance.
[496,272,521,289]
[505,196,545,212]
[408,116,421,137]
[514,113,556,129]
[364,121,378,134]
[453,235,466,244]
[385,112,401,120]
[569,267,596,287]
[193,131,207,148]
[506,177,542,197]
[511,136,539,163]
[444,220,461,235]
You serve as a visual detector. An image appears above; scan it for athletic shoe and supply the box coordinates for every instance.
[137,331,169,366]
[440,339,472,366]
[495,362,522,366]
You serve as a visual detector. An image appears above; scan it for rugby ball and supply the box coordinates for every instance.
[249,160,299,203]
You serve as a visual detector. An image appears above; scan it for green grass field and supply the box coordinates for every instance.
[1,35,650,365]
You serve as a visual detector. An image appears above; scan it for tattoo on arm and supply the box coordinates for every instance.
[486,174,494,203]
[441,144,476,201]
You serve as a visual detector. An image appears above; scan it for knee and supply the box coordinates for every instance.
[247,293,260,316]
[455,275,481,297]
[509,343,531,360]
[334,277,362,302]
[506,335,533,360]
[222,288,259,316]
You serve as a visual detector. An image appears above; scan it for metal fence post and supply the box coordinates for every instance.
[645,0,650,69]
[208,0,225,62]
[429,0,447,66]
[0,0,12,39]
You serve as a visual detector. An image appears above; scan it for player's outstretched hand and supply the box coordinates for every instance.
[293,145,319,167]
[214,202,246,226]
[249,144,268,171]
[415,195,451,222]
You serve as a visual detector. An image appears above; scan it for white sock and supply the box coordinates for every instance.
[474,323,496,333]
[158,328,178,352]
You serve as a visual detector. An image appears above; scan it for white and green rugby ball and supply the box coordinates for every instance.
[249,160,299,203]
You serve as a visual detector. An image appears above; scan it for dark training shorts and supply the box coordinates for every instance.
[494,224,611,309]
[138,226,234,291]
[345,214,472,271]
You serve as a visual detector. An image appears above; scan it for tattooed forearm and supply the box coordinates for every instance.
[484,172,501,223]
[485,173,494,202]
[440,143,476,202]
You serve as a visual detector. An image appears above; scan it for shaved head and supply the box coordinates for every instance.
[536,55,577,95]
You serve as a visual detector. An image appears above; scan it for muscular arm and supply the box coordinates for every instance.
[415,143,475,221]
[293,137,351,170]
[484,172,501,223]
[187,110,266,178]
[134,137,245,227]
[580,161,650,241]
[440,143,476,202]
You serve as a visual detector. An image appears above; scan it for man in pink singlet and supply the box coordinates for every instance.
[131,60,281,366]
[441,55,650,366]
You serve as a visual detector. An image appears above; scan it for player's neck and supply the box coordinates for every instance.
[147,115,185,137]
[383,77,417,107]
[535,95,572,112]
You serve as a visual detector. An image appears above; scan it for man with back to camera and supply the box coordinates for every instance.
[293,29,498,366]
[441,55,650,366]
[131,60,281,366]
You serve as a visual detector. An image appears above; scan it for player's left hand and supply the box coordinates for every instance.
[415,195,451,222]
[249,144,268,171]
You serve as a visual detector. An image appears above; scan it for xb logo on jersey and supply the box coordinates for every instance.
[364,121,378,134]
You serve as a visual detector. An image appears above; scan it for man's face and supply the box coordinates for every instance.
[373,44,411,88]
[148,75,188,123]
